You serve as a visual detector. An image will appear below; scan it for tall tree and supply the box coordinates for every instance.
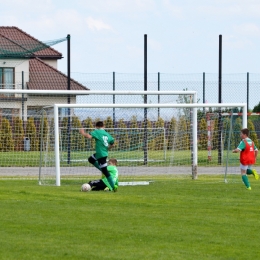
[222,117,234,150]
[167,116,177,150]
[26,117,39,151]
[0,118,14,152]
[177,116,190,150]
[199,118,207,150]
[104,116,115,149]
[104,116,113,129]
[71,116,85,151]
[155,117,165,150]
[233,117,243,148]
[212,118,219,150]
[83,117,95,150]
[248,119,259,147]
[13,116,24,151]
[130,116,140,151]
[142,119,154,150]
[117,119,130,151]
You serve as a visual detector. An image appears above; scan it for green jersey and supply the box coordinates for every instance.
[102,165,119,191]
[237,138,258,151]
[90,128,114,159]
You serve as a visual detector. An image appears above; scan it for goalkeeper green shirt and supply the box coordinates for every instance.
[102,165,119,191]
[90,128,114,159]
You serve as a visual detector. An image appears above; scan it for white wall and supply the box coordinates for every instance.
[42,60,57,69]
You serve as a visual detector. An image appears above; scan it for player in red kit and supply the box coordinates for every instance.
[233,128,258,190]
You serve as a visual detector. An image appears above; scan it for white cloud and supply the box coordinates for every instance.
[78,0,157,13]
[222,23,260,50]
[126,45,143,59]
[162,0,183,19]
[195,1,260,17]
[148,38,162,51]
[224,36,253,50]
[234,23,260,37]
[1,0,54,13]
[86,16,113,31]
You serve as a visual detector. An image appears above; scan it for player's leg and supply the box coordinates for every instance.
[88,154,101,171]
[97,157,116,191]
[246,166,259,180]
[248,165,259,180]
[88,179,107,191]
[252,169,259,180]
[241,164,251,190]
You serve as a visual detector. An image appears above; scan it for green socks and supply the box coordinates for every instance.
[246,169,253,175]
[106,175,115,190]
[242,175,250,188]
[93,161,100,170]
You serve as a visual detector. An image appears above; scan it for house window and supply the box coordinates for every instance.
[27,106,44,118]
[0,68,14,97]
[0,108,19,122]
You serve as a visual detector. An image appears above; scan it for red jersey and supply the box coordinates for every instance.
[240,139,256,165]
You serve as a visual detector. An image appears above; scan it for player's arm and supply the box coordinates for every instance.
[233,140,244,153]
[255,149,258,160]
[108,143,114,150]
[108,137,115,150]
[79,128,92,139]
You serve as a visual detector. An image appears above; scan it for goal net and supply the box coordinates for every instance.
[39,102,247,186]
[59,127,167,163]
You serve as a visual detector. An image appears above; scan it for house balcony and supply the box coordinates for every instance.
[0,83,27,101]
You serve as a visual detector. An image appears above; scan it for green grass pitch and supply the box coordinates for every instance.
[1,177,260,259]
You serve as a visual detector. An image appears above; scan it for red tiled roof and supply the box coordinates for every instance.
[28,58,89,91]
[0,26,62,58]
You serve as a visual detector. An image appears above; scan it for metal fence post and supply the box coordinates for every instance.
[158,72,160,119]
[113,71,115,127]
[203,72,205,113]
[247,72,249,117]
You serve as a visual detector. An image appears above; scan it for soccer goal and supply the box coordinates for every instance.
[39,101,247,186]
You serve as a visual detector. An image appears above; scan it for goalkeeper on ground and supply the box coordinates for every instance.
[88,158,119,191]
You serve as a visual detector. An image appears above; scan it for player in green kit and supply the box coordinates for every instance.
[88,158,119,191]
[79,121,117,192]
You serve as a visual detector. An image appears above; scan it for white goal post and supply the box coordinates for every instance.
[53,102,247,186]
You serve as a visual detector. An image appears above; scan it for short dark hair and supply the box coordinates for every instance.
[96,121,104,127]
[108,158,117,166]
[241,128,249,136]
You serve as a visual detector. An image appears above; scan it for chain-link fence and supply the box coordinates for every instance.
[2,71,259,107]
[67,72,259,109]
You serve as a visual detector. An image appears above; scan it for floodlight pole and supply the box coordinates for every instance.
[22,71,25,129]
[247,72,249,120]
[158,72,160,119]
[144,34,148,165]
[113,71,115,127]
[218,35,222,165]
[67,34,71,164]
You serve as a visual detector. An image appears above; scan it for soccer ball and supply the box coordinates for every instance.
[81,183,91,192]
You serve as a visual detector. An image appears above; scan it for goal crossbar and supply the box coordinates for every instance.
[0,90,198,95]
[53,102,247,186]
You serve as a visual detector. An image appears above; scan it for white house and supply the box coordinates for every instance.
[0,26,89,120]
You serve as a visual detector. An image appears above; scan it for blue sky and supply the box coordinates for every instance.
[1,0,260,74]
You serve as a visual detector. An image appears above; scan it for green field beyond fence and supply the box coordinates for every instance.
[0,149,258,167]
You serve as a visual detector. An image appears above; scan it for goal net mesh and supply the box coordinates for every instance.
[38,105,246,185]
